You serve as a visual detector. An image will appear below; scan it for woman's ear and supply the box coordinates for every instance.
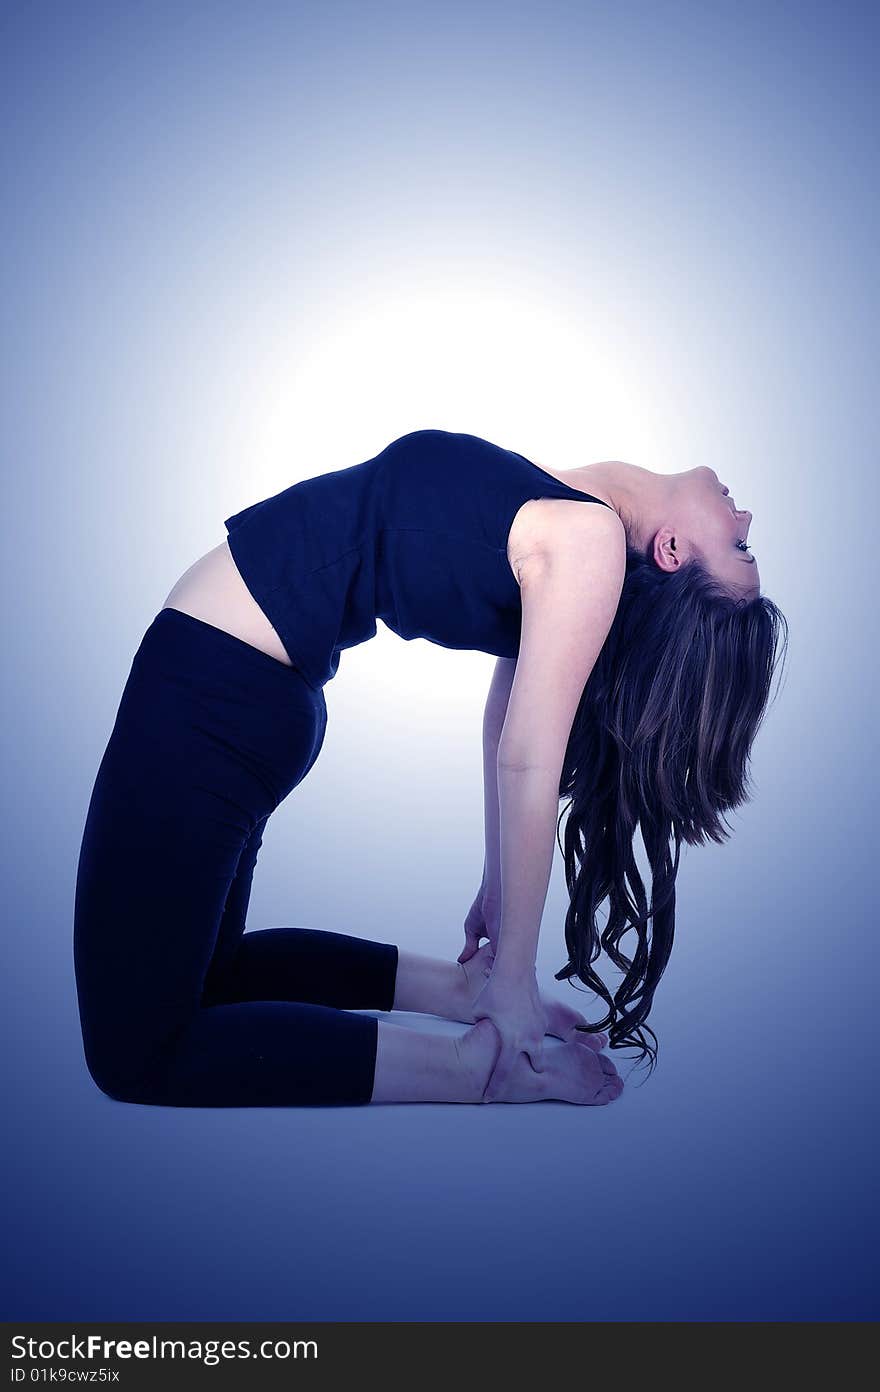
[651,526,680,573]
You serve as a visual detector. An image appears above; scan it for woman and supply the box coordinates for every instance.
[73,429,787,1108]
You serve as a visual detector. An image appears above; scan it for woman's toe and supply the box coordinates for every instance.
[600,1054,618,1078]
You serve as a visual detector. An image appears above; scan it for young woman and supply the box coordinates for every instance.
[73,429,787,1109]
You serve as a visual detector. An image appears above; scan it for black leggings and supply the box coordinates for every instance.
[73,607,399,1107]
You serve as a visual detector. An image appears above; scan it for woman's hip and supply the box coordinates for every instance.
[89,606,327,828]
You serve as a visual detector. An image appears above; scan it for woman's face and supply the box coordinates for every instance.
[677,466,759,597]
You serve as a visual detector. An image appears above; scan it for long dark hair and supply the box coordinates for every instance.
[555,540,789,1075]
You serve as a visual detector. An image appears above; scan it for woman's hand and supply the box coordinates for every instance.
[461,943,607,1049]
[471,963,548,1100]
[458,882,501,964]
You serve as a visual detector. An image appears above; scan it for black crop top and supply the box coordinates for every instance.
[224,429,612,689]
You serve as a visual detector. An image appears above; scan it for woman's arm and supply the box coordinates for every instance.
[491,503,626,983]
[491,764,562,978]
[480,656,517,897]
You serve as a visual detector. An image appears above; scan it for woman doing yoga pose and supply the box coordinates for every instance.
[73,429,787,1107]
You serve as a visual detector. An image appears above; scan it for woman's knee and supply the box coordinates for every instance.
[79,1011,186,1105]
[84,1050,155,1105]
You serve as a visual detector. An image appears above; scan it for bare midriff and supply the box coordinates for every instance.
[161,541,294,667]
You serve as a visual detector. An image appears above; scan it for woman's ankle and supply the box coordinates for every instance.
[371,1019,498,1103]
[392,948,475,1022]
[455,1019,501,1102]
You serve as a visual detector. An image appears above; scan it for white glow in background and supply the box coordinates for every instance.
[3,0,876,1320]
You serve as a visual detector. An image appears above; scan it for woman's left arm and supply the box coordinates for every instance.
[476,502,626,1092]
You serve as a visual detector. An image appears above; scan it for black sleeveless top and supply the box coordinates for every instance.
[224,429,612,689]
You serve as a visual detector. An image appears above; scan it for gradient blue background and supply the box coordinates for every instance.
[3,0,877,1321]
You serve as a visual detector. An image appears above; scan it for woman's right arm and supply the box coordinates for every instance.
[458,657,517,964]
[480,656,517,897]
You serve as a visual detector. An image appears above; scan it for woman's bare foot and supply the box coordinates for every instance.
[371,1016,622,1104]
[457,1018,624,1105]
[460,944,609,1051]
